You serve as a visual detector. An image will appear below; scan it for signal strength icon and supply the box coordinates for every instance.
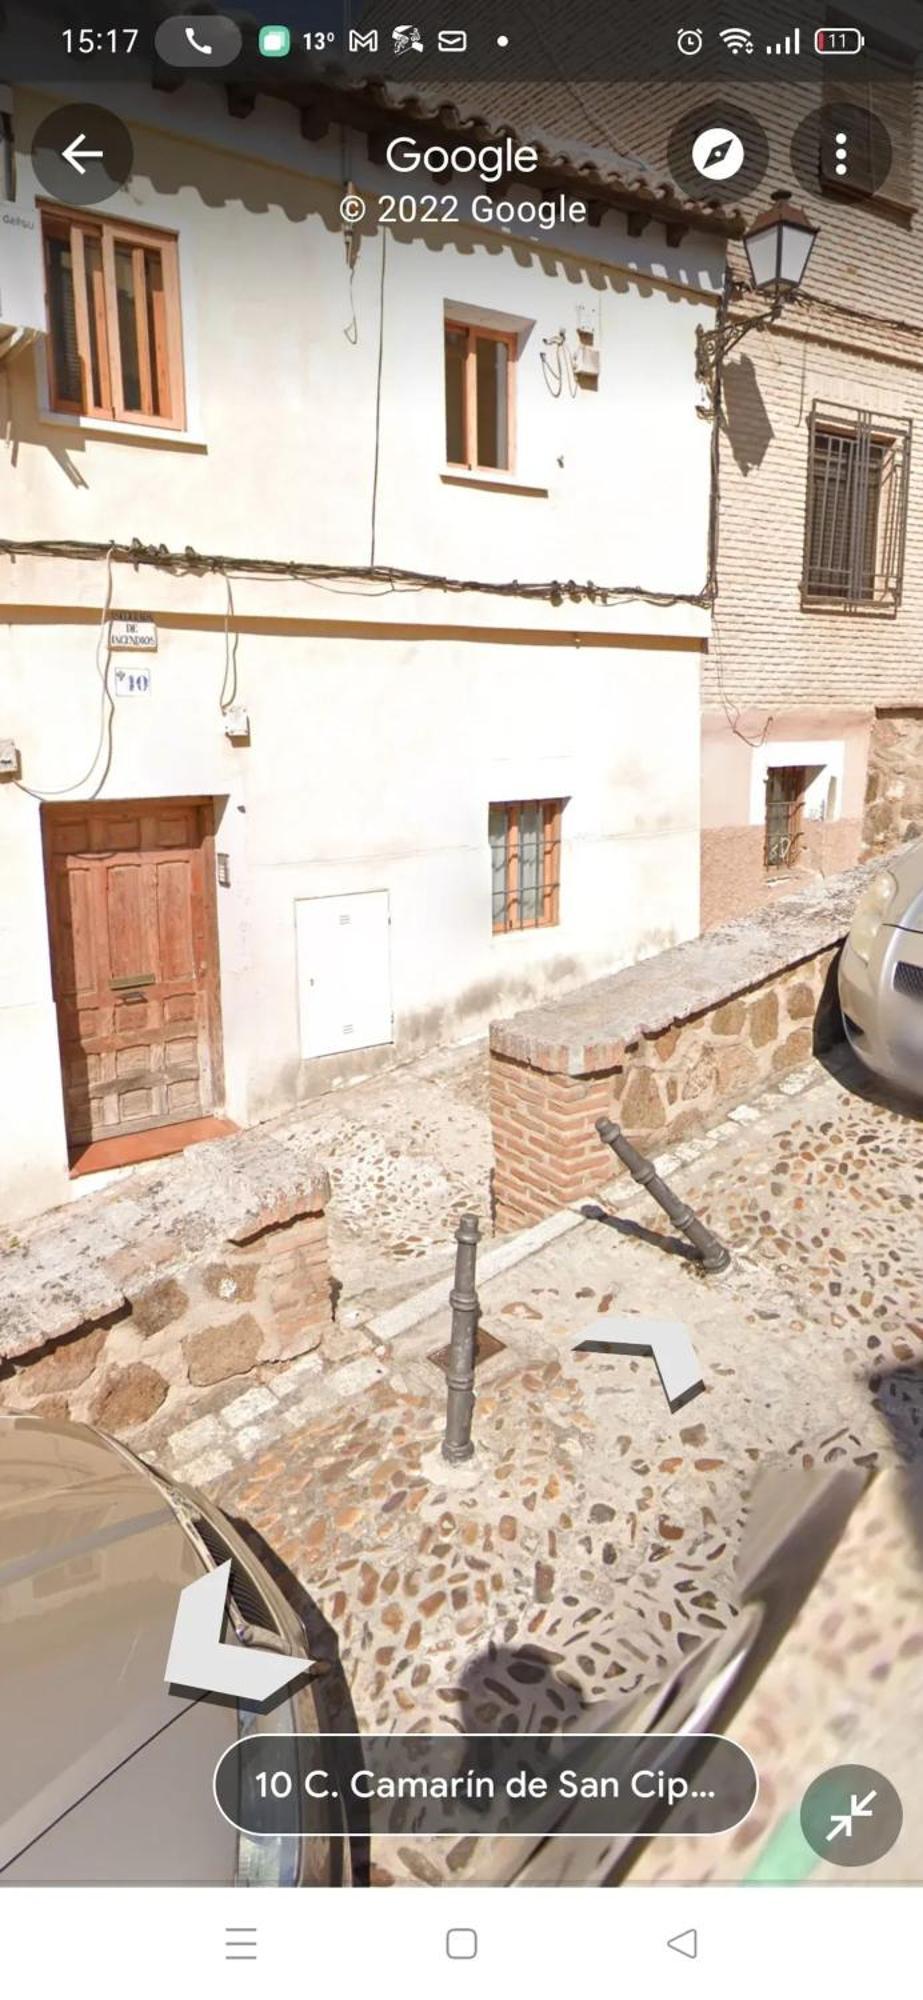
[720,27,754,54]
[766,26,801,54]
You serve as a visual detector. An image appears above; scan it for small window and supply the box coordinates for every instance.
[489,800,562,933]
[445,320,515,471]
[42,208,185,428]
[802,402,911,611]
[764,767,807,871]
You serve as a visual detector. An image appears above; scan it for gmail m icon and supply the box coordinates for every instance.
[349,28,379,51]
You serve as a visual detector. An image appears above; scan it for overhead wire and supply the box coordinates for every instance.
[0,535,713,610]
[12,546,119,801]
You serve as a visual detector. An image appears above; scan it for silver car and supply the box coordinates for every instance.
[0,1415,350,1886]
[839,840,923,1095]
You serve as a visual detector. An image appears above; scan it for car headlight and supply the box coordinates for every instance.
[235,1698,301,1887]
[848,869,898,964]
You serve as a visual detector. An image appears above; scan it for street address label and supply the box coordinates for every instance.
[110,612,157,651]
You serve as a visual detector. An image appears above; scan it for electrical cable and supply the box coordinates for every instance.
[220,569,240,712]
[704,275,770,748]
[12,546,119,801]
[540,331,579,400]
[369,226,387,566]
[0,535,713,610]
[784,287,923,350]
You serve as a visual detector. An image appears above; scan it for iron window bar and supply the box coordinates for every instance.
[802,400,911,613]
[763,765,806,871]
[490,800,563,933]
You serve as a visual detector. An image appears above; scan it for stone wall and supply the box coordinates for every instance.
[0,1132,333,1436]
[489,858,883,1230]
[863,710,923,857]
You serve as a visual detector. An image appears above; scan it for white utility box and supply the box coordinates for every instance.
[0,201,47,336]
[574,345,601,383]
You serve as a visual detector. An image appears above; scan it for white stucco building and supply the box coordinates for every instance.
[0,67,731,1222]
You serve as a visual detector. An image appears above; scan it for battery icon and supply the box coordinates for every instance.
[815,26,865,53]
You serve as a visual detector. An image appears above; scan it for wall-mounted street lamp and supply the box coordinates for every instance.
[742,188,819,308]
[697,189,819,408]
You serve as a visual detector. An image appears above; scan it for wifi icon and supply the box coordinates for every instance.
[720,27,754,54]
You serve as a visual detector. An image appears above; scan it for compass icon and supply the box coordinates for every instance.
[691,124,746,180]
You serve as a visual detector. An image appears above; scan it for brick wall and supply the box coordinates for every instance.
[593,39,923,928]
[0,1133,333,1437]
[488,858,877,1230]
[705,318,923,715]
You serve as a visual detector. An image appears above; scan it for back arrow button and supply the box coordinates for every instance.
[32,104,134,206]
[62,132,105,175]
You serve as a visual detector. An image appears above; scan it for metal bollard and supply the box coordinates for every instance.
[595,1118,731,1274]
[441,1213,480,1464]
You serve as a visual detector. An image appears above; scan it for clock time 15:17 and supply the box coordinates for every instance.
[63,27,140,53]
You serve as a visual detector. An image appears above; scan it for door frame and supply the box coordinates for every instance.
[41,794,226,1149]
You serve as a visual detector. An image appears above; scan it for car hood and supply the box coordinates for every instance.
[0,1416,226,1872]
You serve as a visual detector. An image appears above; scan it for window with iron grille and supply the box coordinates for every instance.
[489,801,563,933]
[802,402,911,611]
[764,766,807,871]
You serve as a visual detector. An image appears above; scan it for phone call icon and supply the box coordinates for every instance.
[154,14,243,67]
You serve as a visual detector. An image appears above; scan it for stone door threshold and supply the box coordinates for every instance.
[68,1116,238,1178]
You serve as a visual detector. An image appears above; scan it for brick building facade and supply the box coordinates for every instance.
[444,0,923,927]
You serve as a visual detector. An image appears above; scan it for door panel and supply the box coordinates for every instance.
[44,800,222,1148]
[296,890,393,1061]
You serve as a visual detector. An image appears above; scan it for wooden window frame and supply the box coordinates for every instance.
[445,320,517,473]
[41,204,186,431]
[490,799,562,934]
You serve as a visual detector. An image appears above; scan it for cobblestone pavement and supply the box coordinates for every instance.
[267,1040,492,1317]
[162,1046,922,1886]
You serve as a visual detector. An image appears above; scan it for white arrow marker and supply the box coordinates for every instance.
[827,1789,877,1842]
[164,1561,309,1702]
[573,1316,705,1413]
[62,133,105,175]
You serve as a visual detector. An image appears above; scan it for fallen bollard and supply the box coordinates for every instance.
[441,1213,480,1464]
[595,1118,731,1274]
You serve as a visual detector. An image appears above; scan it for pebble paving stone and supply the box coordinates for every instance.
[209,1047,923,1887]
[266,1042,492,1318]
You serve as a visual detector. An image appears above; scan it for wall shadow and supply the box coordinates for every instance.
[720,350,774,475]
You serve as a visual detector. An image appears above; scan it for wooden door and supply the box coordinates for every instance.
[43,799,223,1149]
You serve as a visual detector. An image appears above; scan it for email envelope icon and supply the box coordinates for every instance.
[437,29,468,51]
